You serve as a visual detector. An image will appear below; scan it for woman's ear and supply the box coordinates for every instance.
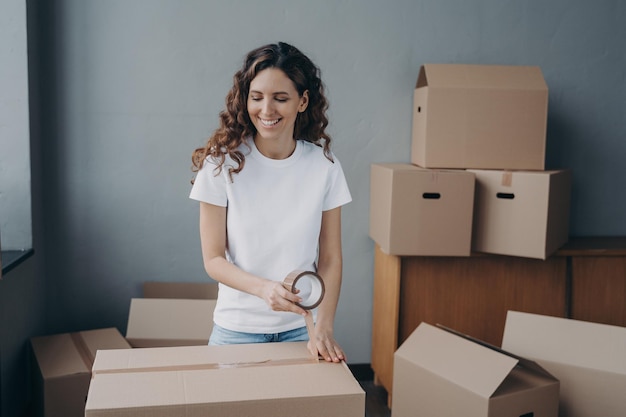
[299,90,309,113]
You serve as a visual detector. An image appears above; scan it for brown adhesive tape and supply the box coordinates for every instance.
[501,171,513,187]
[92,356,320,378]
[283,270,325,360]
[282,270,325,310]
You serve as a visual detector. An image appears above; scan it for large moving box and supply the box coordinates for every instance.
[502,311,626,417]
[30,328,131,417]
[393,322,559,417]
[369,163,475,256]
[469,169,571,259]
[412,64,548,170]
[85,341,365,417]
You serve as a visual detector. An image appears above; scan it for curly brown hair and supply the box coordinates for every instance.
[191,42,333,181]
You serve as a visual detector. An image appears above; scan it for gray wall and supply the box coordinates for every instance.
[2,1,625,415]
[36,0,626,361]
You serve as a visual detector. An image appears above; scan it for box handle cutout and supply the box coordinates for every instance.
[422,193,441,200]
[520,413,534,417]
[496,192,515,200]
[417,106,421,113]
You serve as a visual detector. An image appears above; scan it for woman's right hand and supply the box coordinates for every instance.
[262,280,307,316]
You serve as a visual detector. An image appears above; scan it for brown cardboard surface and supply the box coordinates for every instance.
[412,63,548,170]
[125,298,216,347]
[30,328,131,417]
[369,163,475,256]
[92,341,318,371]
[86,342,365,417]
[469,169,571,259]
[392,322,559,417]
[502,311,626,417]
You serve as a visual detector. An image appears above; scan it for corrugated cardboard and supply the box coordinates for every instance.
[393,322,559,417]
[30,328,131,417]
[412,63,548,170]
[469,169,571,259]
[502,311,626,417]
[369,163,475,256]
[125,298,216,347]
[85,342,365,417]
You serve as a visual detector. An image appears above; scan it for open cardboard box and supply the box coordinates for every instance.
[412,63,548,170]
[30,327,131,417]
[393,322,559,417]
[369,163,475,256]
[502,311,626,417]
[125,281,218,347]
[85,341,365,417]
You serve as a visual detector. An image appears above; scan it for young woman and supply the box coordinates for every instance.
[190,42,351,362]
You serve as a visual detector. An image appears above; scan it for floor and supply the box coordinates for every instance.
[360,379,392,417]
[351,364,391,417]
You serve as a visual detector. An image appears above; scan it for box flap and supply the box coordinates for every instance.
[396,323,518,398]
[502,311,626,375]
[79,328,131,359]
[437,324,557,380]
[416,64,547,90]
[142,281,218,299]
[31,328,131,379]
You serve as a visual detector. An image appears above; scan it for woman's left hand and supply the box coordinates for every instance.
[309,325,345,363]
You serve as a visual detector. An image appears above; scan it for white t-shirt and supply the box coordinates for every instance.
[189,138,352,333]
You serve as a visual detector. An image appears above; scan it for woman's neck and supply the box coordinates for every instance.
[253,136,297,160]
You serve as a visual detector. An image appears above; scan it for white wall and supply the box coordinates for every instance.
[37,0,626,363]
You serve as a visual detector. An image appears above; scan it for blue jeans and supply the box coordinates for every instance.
[208,324,309,345]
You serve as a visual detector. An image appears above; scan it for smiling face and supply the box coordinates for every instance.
[247,68,308,152]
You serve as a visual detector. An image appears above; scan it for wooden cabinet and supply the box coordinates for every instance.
[560,237,626,326]
[371,237,626,404]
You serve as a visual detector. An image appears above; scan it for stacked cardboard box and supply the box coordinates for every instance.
[370,163,475,256]
[370,63,572,259]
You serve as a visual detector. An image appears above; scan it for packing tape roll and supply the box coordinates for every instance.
[282,270,325,310]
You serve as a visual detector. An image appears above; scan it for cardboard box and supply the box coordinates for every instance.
[412,63,548,170]
[30,328,131,417]
[125,298,216,347]
[502,311,626,417]
[392,322,559,417]
[469,169,571,259]
[85,341,365,417]
[369,163,475,256]
[126,281,218,347]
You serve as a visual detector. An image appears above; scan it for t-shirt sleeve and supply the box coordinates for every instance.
[323,155,352,211]
[189,158,228,207]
